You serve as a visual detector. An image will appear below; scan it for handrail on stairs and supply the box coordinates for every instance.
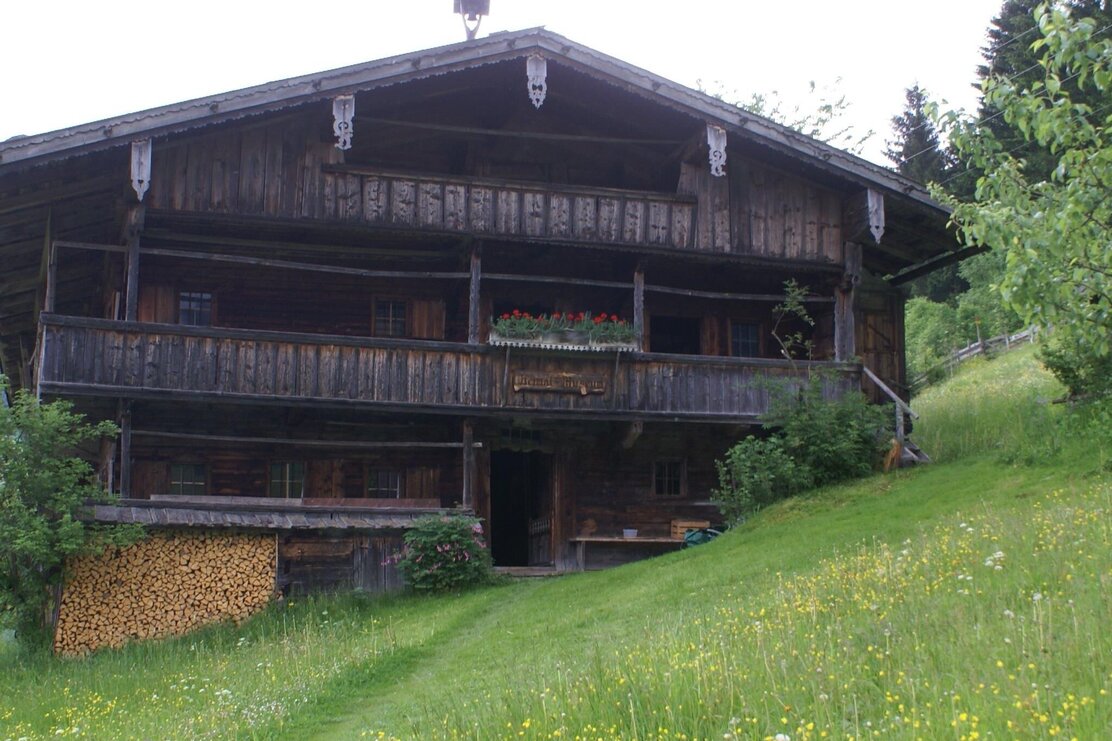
[862,365,917,444]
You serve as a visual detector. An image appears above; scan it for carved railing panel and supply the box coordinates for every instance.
[321,168,697,252]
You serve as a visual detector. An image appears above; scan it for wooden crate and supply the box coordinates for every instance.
[671,519,710,540]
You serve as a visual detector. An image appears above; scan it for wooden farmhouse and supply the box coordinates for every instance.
[0,29,958,590]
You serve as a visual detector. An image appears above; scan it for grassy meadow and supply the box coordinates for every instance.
[1,346,1109,740]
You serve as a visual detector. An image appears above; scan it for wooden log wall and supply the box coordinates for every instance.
[567,426,729,541]
[53,530,275,656]
[733,161,844,262]
[41,316,861,421]
[130,443,459,503]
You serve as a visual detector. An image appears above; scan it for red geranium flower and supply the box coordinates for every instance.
[512,309,521,317]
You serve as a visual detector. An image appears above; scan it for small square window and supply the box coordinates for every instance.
[653,460,685,498]
[730,322,761,358]
[179,291,213,326]
[170,463,206,496]
[269,461,306,499]
[366,469,402,498]
[374,300,407,337]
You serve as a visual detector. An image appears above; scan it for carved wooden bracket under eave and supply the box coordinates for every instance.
[843,188,885,244]
[527,54,547,109]
[333,95,355,150]
[706,123,726,177]
[130,139,151,202]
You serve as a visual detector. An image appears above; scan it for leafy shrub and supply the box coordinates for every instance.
[396,514,493,592]
[766,377,890,487]
[1038,332,1112,399]
[713,436,811,523]
[714,376,890,523]
[0,378,141,641]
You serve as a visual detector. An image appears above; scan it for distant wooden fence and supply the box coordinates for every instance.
[911,326,1037,394]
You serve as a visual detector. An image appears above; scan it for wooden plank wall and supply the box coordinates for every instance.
[144,119,842,263]
[733,161,843,263]
[42,319,860,420]
[856,285,907,401]
[278,533,405,595]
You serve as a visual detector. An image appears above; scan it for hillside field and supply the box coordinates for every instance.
[1,345,1109,740]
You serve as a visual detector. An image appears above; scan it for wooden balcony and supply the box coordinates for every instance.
[39,315,860,422]
[315,166,698,252]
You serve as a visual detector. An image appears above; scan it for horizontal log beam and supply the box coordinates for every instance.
[132,430,482,449]
[644,285,834,303]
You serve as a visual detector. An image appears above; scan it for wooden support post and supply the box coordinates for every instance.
[633,267,645,351]
[834,242,861,362]
[44,239,57,314]
[468,247,482,344]
[118,401,132,498]
[461,420,475,509]
[620,420,644,449]
[123,206,145,322]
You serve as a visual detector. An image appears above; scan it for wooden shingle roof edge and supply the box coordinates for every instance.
[83,499,465,531]
[0,27,946,217]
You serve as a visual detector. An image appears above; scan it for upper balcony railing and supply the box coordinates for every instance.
[39,315,860,422]
[313,166,698,252]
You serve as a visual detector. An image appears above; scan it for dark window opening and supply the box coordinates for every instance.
[649,316,700,355]
[170,463,206,496]
[374,300,407,337]
[269,462,306,498]
[730,322,761,358]
[653,460,685,498]
[366,469,402,498]
[179,291,213,326]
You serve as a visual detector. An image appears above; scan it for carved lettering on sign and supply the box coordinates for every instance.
[512,371,607,396]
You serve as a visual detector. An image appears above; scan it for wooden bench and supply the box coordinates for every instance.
[568,535,683,571]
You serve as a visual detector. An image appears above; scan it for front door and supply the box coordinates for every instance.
[489,451,552,567]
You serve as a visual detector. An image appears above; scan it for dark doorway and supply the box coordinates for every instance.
[490,451,552,567]
[649,315,701,354]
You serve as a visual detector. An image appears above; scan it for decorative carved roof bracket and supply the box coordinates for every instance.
[332,95,355,151]
[527,54,547,109]
[129,139,151,202]
[706,123,726,177]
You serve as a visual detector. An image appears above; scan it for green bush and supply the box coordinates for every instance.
[766,378,890,487]
[396,515,493,592]
[1038,332,1112,399]
[714,376,890,523]
[713,435,810,523]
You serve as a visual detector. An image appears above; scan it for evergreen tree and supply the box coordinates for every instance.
[886,85,964,301]
[885,85,949,185]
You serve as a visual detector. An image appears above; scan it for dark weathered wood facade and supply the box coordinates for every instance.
[0,29,956,585]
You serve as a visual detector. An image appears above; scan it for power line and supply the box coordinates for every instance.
[934,99,1112,190]
[895,20,1112,168]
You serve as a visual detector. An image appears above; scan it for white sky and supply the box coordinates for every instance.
[1,1,1005,166]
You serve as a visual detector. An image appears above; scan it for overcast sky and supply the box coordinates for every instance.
[2,1,1007,166]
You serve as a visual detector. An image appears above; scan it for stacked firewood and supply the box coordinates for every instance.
[53,530,276,656]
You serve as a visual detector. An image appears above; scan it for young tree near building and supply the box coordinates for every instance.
[938,3,1112,396]
[0,378,139,640]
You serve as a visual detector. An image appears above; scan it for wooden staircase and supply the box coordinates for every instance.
[863,366,931,468]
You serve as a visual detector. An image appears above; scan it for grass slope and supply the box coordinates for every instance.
[1,347,1109,740]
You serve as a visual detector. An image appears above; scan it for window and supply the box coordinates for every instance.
[374,300,407,337]
[653,460,685,498]
[730,322,761,358]
[366,468,403,498]
[179,291,213,326]
[170,464,206,496]
[648,316,701,355]
[269,461,306,499]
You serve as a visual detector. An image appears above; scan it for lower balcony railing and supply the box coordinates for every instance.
[39,315,861,421]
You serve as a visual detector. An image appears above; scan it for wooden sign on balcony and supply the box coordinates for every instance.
[512,371,607,396]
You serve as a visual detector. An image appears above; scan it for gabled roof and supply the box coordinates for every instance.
[0,27,944,215]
